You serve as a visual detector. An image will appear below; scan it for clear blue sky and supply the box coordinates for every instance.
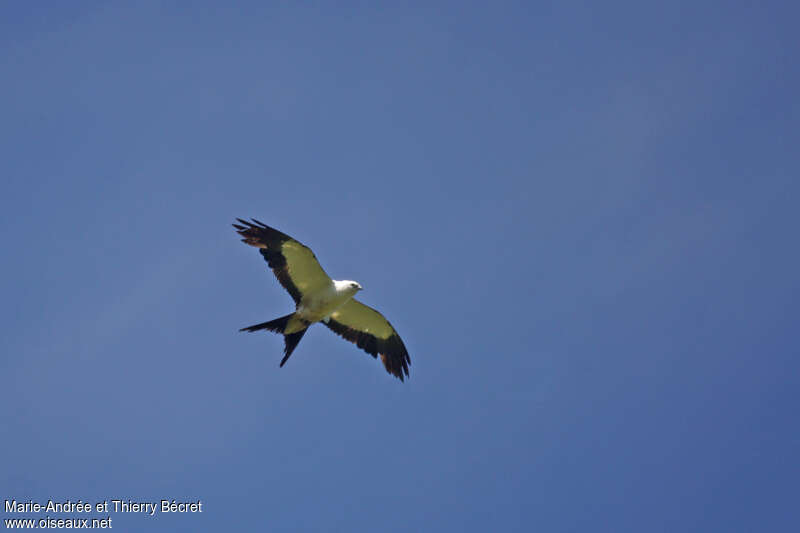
[2,2,798,531]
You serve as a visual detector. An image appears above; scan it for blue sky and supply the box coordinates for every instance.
[2,1,798,531]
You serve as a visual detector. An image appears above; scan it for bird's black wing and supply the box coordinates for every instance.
[233,218,332,304]
[324,299,411,381]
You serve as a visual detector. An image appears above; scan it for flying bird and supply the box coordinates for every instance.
[233,218,411,381]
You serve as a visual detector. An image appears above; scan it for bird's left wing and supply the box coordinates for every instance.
[324,299,410,381]
[233,218,332,304]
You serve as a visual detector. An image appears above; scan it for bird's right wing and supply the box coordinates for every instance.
[324,299,411,381]
[233,218,332,304]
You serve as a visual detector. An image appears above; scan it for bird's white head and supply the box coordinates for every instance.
[337,280,363,294]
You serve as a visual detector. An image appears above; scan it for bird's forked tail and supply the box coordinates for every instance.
[240,313,309,367]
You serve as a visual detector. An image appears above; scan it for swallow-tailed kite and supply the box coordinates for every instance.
[233,219,411,381]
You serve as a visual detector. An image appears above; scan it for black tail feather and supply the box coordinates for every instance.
[240,313,309,368]
[280,328,308,367]
[239,313,293,333]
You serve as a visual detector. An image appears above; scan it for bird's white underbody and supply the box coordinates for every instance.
[288,280,362,333]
